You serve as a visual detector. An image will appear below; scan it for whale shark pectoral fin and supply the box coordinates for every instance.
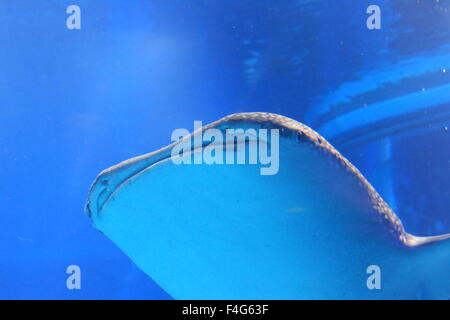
[404,232,450,246]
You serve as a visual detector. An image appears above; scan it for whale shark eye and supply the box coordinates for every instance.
[295,131,306,143]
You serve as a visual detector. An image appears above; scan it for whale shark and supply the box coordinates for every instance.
[86,113,450,299]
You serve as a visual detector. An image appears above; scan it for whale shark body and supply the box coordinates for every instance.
[86,113,450,299]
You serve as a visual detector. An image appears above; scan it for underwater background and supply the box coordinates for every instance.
[0,0,449,299]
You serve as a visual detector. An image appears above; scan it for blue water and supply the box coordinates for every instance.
[1,0,449,299]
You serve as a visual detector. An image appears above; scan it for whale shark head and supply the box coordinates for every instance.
[86,112,450,299]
